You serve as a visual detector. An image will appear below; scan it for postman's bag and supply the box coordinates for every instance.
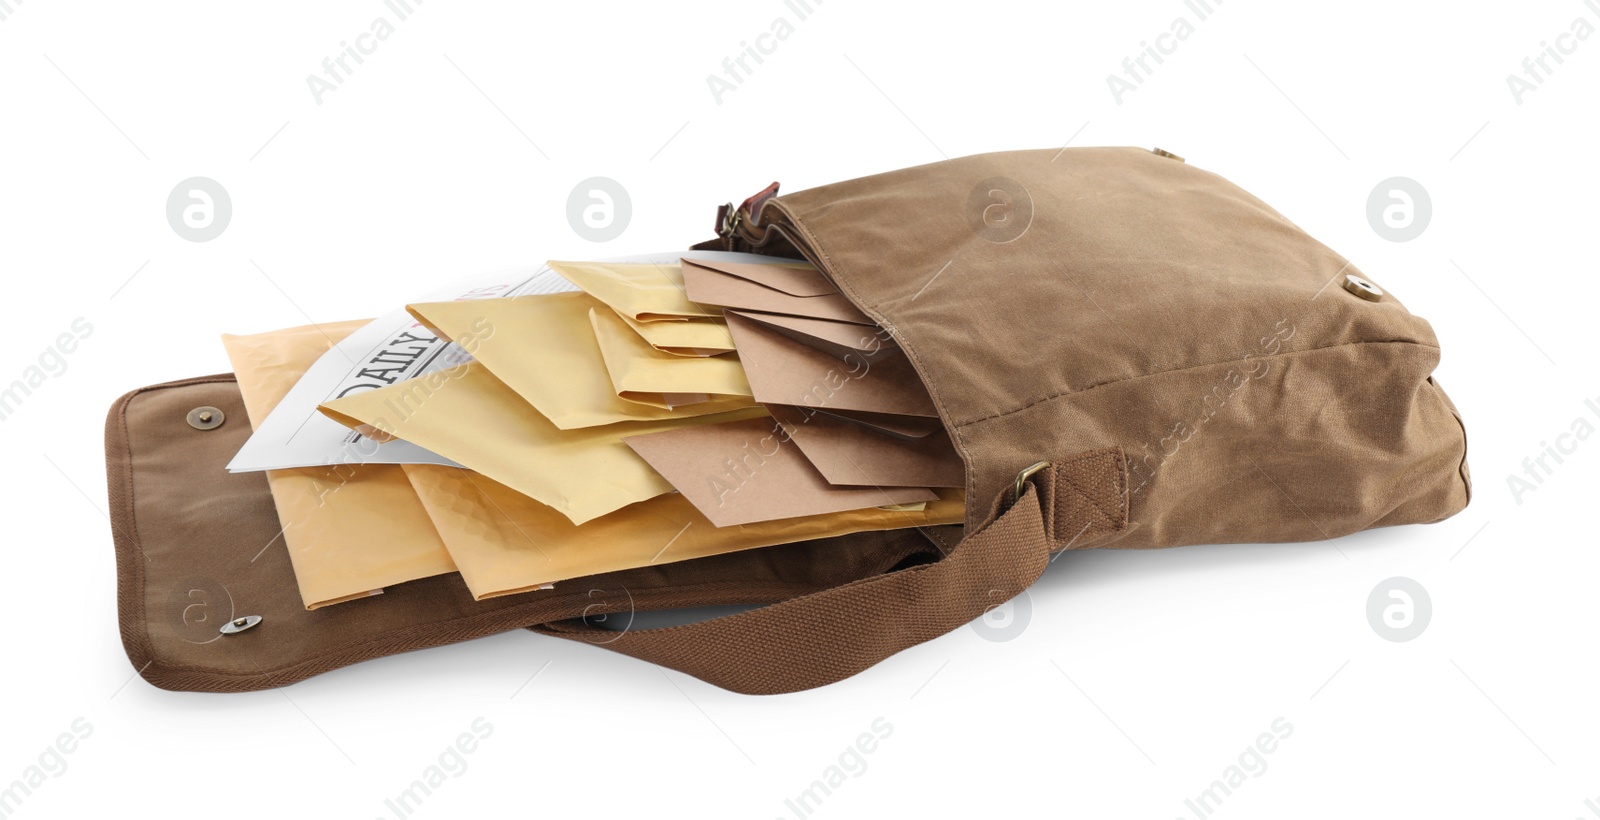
[107,147,1469,694]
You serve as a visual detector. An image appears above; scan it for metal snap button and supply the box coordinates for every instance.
[186,406,225,430]
[1342,274,1384,302]
[1151,148,1185,162]
[219,615,262,635]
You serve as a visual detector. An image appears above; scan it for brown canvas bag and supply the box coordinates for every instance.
[106,147,1470,695]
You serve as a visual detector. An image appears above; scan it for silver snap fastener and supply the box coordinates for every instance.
[186,406,225,430]
[1151,148,1185,162]
[1342,274,1384,302]
[219,615,262,635]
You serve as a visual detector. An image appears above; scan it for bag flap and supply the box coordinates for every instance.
[107,376,938,692]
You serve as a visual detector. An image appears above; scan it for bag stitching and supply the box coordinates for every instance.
[952,339,1441,429]
[1055,449,1126,536]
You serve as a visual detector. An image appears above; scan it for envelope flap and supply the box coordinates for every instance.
[768,405,963,488]
[623,417,935,527]
[725,310,894,358]
[682,261,873,325]
[549,260,720,321]
[725,312,938,418]
[681,258,837,297]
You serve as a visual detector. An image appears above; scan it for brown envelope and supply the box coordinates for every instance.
[624,417,934,528]
[726,309,896,361]
[725,312,939,418]
[681,258,837,297]
[222,321,458,609]
[405,464,964,599]
[681,259,874,325]
[813,408,944,440]
[768,405,963,489]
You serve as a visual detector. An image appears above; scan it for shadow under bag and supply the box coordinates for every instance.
[105,147,1470,694]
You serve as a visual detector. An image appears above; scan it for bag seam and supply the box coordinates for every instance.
[953,338,1441,429]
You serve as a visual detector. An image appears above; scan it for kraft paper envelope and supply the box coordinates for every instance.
[547,260,720,322]
[405,464,964,600]
[625,417,935,528]
[724,312,940,418]
[222,321,458,609]
[589,307,752,408]
[408,292,751,429]
[767,405,964,489]
[726,309,896,361]
[319,361,765,525]
[617,309,735,357]
[813,408,943,440]
[681,258,837,297]
[681,258,874,325]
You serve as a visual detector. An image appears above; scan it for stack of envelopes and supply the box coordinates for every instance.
[236,256,963,607]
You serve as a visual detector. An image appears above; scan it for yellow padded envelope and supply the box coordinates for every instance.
[617,310,735,357]
[588,307,752,409]
[407,292,752,429]
[221,322,458,609]
[546,260,720,322]
[318,361,766,525]
[405,464,966,599]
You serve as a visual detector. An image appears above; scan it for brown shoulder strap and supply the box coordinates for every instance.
[531,448,1128,694]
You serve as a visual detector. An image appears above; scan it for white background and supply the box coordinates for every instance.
[2,1,1596,817]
